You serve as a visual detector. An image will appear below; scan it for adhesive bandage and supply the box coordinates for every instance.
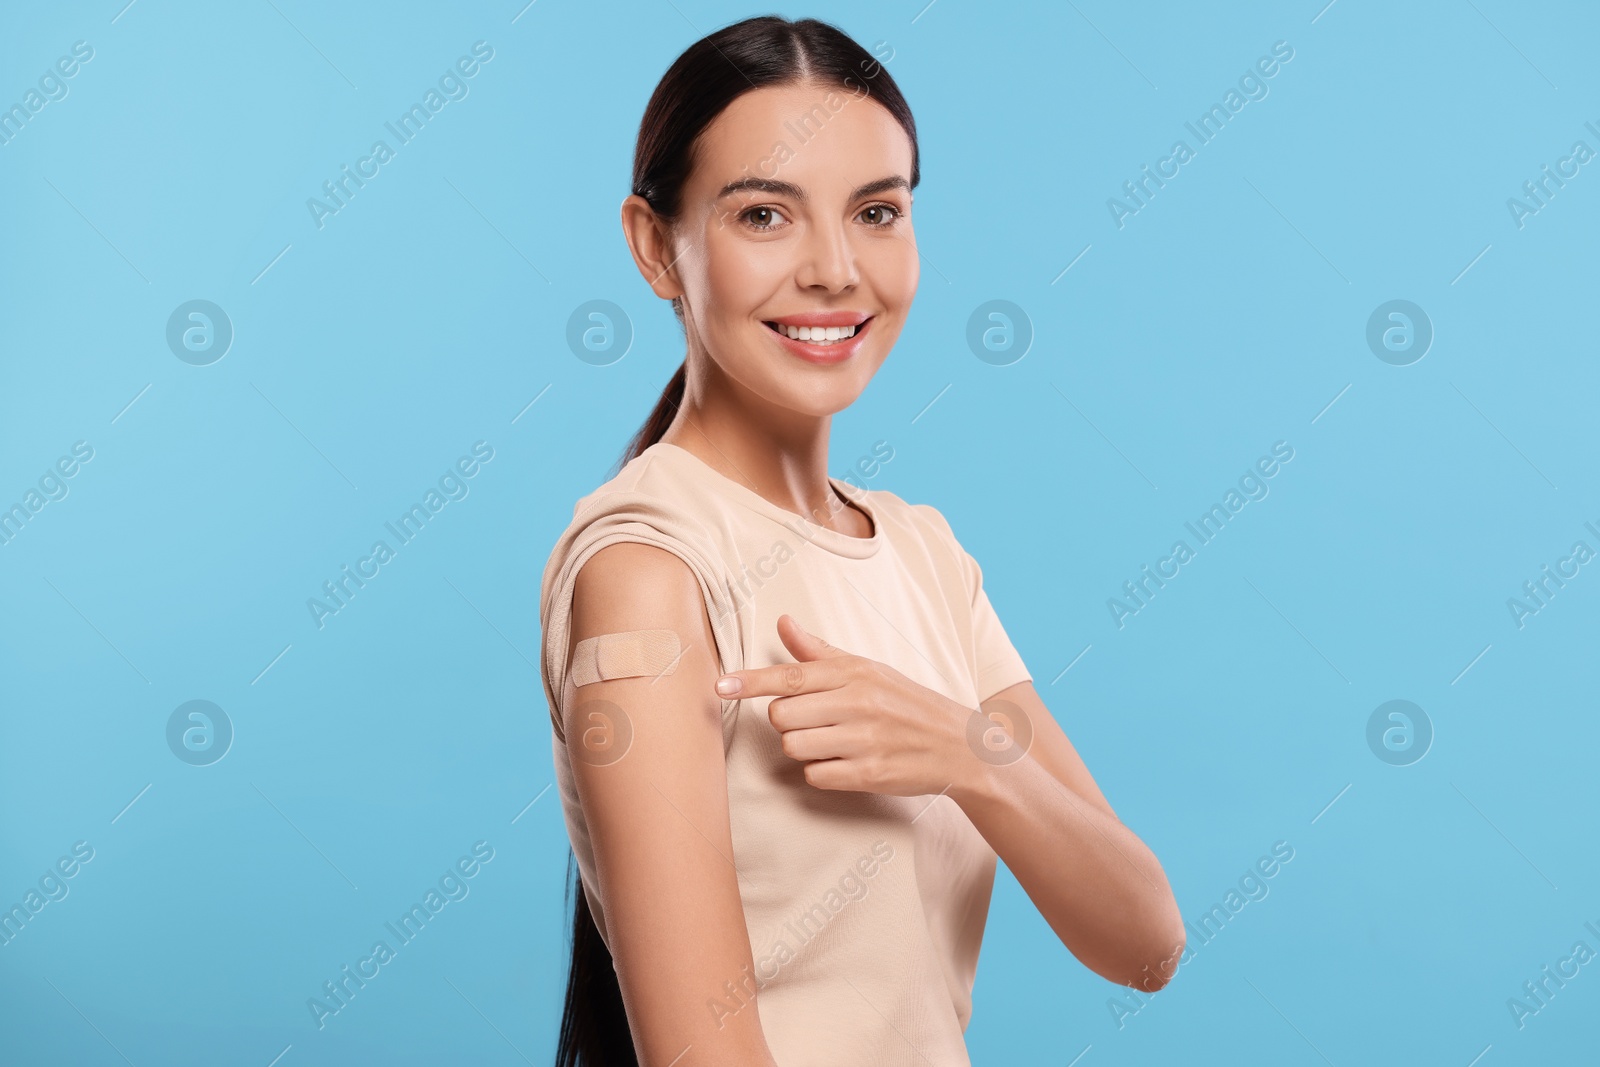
[569,628,684,686]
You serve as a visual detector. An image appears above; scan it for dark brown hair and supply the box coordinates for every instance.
[610,14,920,476]
[558,15,919,1065]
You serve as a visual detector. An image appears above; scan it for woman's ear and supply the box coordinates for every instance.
[620,195,686,305]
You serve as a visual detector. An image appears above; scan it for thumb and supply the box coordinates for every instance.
[778,614,848,662]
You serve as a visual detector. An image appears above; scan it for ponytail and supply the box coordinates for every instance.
[613,360,685,474]
[555,854,637,1065]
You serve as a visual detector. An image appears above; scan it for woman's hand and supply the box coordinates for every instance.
[714,614,990,797]
[716,615,1187,989]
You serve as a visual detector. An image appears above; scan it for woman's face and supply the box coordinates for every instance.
[643,79,919,417]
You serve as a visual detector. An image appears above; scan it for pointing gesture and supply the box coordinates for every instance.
[715,614,1002,797]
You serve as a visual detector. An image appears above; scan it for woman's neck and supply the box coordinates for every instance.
[658,406,869,538]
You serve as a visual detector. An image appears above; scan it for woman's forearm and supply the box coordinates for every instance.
[949,751,1185,990]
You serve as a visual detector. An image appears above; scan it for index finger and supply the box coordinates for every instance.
[715,657,853,699]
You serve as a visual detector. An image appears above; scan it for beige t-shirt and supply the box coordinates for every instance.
[539,441,1033,1066]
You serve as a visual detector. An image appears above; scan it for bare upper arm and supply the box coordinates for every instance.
[562,541,776,1067]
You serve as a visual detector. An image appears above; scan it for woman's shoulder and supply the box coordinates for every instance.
[562,443,708,531]
[866,489,981,597]
[540,445,727,620]
[858,484,960,554]
[549,444,735,562]
[539,443,745,715]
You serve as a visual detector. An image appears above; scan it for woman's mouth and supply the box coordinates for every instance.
[763,321,861,345]
[762,317,873,365]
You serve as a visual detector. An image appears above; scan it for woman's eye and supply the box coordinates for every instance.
[860,204,901,226]
[742,206,788,230]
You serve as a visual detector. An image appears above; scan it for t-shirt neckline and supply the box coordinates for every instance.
[648,442,883,559]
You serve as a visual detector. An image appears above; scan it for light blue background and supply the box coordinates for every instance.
[3,1,1597,1063]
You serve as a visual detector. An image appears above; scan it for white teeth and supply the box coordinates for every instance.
[772,322,858,344]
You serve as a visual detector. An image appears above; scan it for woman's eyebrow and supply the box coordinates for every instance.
[715,175,910,202]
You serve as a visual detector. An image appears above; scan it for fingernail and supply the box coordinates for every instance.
[716,676,741,697]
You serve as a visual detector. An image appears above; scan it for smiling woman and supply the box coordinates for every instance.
[542,15,1183,1067]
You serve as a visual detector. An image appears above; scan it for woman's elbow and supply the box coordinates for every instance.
[1128,920,1187,992]
[1098,904,1186,992]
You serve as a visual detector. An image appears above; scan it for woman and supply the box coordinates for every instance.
[541,16,1184,1065]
